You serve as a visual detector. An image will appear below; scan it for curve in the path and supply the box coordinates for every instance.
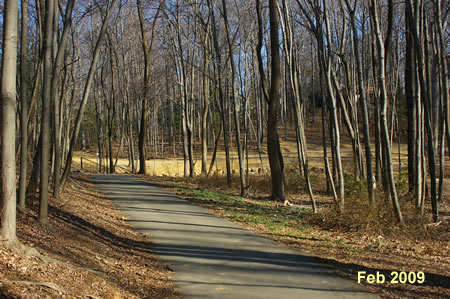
[91,174,377,299]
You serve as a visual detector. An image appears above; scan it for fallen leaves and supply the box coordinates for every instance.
[0,174,180,298]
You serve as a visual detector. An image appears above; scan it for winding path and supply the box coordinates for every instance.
[91,174,376,298]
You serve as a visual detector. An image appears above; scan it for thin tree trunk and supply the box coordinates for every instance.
[279,0,316,211]
[405,0,417,193]
[434,0,449,165]
[18,0,30,210]
[408,0,438,222]
[201,37,210,176]
[210,0,232,185]
[370,0,403,224]
[60,0,119,188]
[222,0,247,196]
[345,0,374,204]
[51,0,75,198]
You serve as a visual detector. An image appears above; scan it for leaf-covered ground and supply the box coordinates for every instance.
[145,175,450,298]
[0,174,180,298]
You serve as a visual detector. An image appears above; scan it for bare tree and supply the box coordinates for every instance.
[344,0,375,204]
[18,0,30,210]
[221,0,247,196]
[370,0,403,224]
[51,0,75,198]
[137,0,163,174]
[38,0,55,226]
[407,0,438,222]
[61,0,120,188]
[267,0,286,202]
[1,0,19,246]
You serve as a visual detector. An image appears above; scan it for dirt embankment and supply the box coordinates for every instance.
[0,174,180,298]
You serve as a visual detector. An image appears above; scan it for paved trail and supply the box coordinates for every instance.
[92,174,376,298]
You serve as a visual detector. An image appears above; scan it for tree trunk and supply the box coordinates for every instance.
[405,0,416,194]
[18,0,29,210]
[267,0,286,202]
[60,0,119,188]
[408,0,438,222]
[222,0,247,196]
[1,0,19,246]
[345,0,374,204]
[279,0,316,211]
[51,0,75,199]
[39,0,55,226]
[210,0,232,185]
[136,0,157,175]
[370,0,403,224]
[201,40,210,176]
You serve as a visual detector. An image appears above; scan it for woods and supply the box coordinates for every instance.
[1,0,449,246]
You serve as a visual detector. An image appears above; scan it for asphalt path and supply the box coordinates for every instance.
[91,174,377,298]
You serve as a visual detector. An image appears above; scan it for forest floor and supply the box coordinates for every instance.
[142,174,450,298]
[0,174,180,298]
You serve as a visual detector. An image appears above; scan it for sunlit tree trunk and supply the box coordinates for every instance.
[18,0,30,210]
[408,0,438,222]
[370,0,403,224]
[51,0,75,198]
[1,0,19,246]
[345,0,374,204]
[222,0,247,196]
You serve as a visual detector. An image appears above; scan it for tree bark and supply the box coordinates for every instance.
[267,0,286,202]
[51,0,75,199]
[18,0,29,210]
[1,0,19,246]
[39,0,55,226]
[136,0,162,174]
[405,0,416,194]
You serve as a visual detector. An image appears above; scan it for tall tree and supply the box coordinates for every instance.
[221,0,247,196]
[38,0,55,226]
[370,0,403,224]
[51,0,75,198]
[407,0,438,222]
[1,0,19,246]
[344,0,374,204]
[405,0,416,194]
[61,0,120,188]
[267,0,286,202]
[136,0,163,174]
[18,0,30,210]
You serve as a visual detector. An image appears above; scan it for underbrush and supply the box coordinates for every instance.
[309,173,441,242]
[175,171,444,243]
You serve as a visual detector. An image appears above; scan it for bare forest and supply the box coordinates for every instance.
[0,0,449,297]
